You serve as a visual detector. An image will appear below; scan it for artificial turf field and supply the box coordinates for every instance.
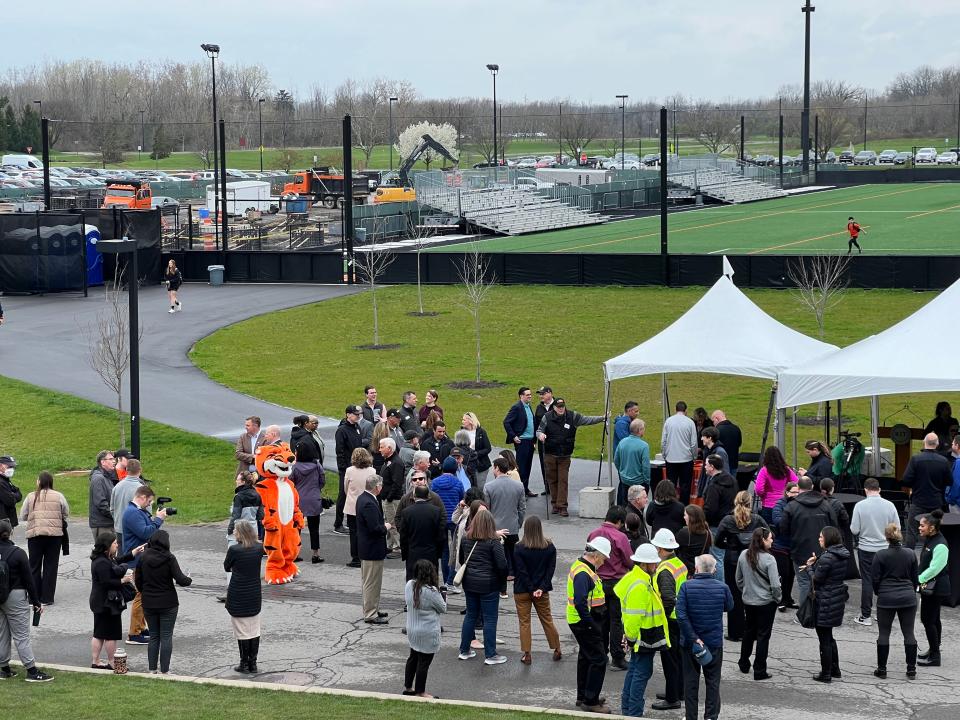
[434,182,960,254]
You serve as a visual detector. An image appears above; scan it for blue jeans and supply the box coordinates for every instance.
[441,522,456,585]
[460,590,500,658]
[621,649,654,717]
[709,528,725,583]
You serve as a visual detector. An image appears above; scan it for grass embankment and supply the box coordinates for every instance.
[190,285,937,465]
[0,375,334,524]
[1,669,557,720]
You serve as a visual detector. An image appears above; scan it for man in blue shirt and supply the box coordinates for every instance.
[121,485,167,645]
[613,401,639,453]
[613,417,650,507]
[503,386,538,497]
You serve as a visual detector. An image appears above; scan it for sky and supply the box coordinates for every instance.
[5,0,960,103]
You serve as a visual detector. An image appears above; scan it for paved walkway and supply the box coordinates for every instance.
[2,282,958,718]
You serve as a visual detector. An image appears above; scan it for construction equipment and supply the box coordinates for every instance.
[101,180,152,210]
[281,166,370,208]
[375,134,459,203]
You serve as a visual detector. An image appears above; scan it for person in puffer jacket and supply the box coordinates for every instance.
[430,457,465,585]
[803,525,849,683]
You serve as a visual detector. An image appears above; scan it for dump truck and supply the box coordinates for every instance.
[101,180,152,210]
[281,166,370,207]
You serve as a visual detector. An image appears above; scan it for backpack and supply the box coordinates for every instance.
[0,546,13,604]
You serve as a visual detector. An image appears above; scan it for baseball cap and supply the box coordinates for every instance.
[345,404,362,415]
[553,398,566,408]
[441,456,458,473]
[449,447,463,457]
[403,429,420,442]
[0,455,16,468]
[386,408,401,418]
[585,536,611,558]
[114,448,133,460]
[537,386,552,394]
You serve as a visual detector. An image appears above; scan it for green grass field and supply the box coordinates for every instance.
[432,183,960,255]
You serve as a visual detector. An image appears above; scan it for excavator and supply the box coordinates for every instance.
[373,133,459,204]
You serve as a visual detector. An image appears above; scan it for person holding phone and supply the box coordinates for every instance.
[89,531,145,669]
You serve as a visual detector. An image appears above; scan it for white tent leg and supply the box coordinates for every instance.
[604,380,614,488]
[871,395,880,476]
[792,407,798,468]
[661,373,669,424]
[774,386,786,451]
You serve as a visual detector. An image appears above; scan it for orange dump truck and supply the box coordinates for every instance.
[101,180,152,209]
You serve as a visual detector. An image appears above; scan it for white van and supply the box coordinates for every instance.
[2,154,44,170]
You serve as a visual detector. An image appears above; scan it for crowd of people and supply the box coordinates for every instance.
[0,393,955,717]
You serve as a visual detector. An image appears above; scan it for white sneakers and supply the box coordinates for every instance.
[854,615,873,626]
[458,650,476,660]
[484,655,508,665]
[169,301,183,314]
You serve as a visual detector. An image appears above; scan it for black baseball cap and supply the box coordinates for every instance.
[554,398,566,408]
[115,448,133,460]
[345,404,362,415]
[403,429,420,441]
[0,455,16,467]
[537,386,552,394]
[386,408,401,418]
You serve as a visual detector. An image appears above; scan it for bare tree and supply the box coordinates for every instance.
[455,246,496,383]
[683,102,739,154]
[405,211,436,315]
[787,253,852,342]
[811,80,862,160]
[353,224,396,347]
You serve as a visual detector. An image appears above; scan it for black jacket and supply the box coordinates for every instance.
[164,268,182,291]
[806,453,833,487]
[920,532,951,598]
[715,420,742,473]
[398,404,420,435]
[420,432,454,478]
[676,528,712,575]
[473,427,493,472]
[0,539,38,605]
[645,500,686,538]
[224,543,265,618]
[703,472,737,527]
[716,514,769,557]
[503,401,534,444]
[89,551,132,613]
[779,490,839,564]
[290,426,323,464]
[134,544,192,611]
[379,455,406,502]
[398,500,445,566]
[534,401,552,449]
[871,543,919,609]
[458,537,508,595]
[335,419,363,472]
[538,409,604,458]
[513,543,556,594]
[901,449,952,511]
[0,477,22,527]
[229,485,265,535]
[356,491,388,561]
[812,544,850,627]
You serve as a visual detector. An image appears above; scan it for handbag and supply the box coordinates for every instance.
[453,540,479,587]
[796,574,817,628]
[120,581,137,603]
[920,578,937,596]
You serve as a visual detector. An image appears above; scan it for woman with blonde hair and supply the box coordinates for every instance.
[461,412,493,487]
[368,422,390,473]
[164,258,182,314]
[19,471,69,605]
[457,508,508,665]
[224,519,265,674]
[717,490,769,641]
[344,448,376,569]
[871,522,919,678]
[513,515,561,664]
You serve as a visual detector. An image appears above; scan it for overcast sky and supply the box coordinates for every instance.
[6,0,960,103]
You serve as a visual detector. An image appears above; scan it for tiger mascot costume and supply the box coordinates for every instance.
[254,443,304,584]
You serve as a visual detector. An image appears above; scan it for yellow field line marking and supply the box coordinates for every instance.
[748,227,868,255]
[906,202,960,220]
[559,185,934,253]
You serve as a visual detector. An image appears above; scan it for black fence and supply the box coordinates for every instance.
[161,250,960,291]
[817,168,960,185]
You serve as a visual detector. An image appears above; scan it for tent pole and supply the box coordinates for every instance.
[871,395,880,478]
[837,399,843,438]
[825,401,831,446]
[661,373,670,424]
[792,406,798,468]
[603,379,614,488]
[775,406,786,452]
[759,381,777,457]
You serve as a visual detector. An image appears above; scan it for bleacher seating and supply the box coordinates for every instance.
[669,168,786,204]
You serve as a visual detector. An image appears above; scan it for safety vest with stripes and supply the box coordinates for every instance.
[654,555,688,620]
[566,558,605,624]
[614,565,669,651]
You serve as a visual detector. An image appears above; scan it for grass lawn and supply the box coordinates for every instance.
[0,669,557,720]
[0,375,335,524]
[190,284,941,465]
[432,183,960,255]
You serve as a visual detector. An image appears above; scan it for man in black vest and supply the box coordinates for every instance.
[534,386,555,495]
[536,398,605,517]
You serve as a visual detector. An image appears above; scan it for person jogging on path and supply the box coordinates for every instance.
[846,217,863,254]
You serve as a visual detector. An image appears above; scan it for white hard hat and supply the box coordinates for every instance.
[651,528,679,550]
[631,543,661,564]
[585,536,612,558]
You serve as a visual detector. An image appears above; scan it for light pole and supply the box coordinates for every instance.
[138,109,145,161]
[201,43,220,250]
[258,98,265,172]
[559,101,563,163]
[486,64,499,166]
[33,100,42,145]
[801,0,815,172]
[616,94,628,170]
[388,96,398,171]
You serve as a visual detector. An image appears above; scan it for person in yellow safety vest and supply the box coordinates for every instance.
[650,528,688,711]
[615,543,669,717]
[567,537,611,714]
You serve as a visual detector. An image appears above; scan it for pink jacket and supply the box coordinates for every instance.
[587,522,634,581]
[344,466,377,516]
[755,467,798,508]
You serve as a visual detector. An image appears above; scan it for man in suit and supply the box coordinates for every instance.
[334,406,364,534]
[234,416,263,475]
[399,484,446,581]
[534,386,555,493]
[356,475,391,624]
[503,386,538,497]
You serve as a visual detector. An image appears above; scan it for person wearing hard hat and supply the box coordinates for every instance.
[567,537,612,713]
[615,543,669,717]
[650,528,688,711]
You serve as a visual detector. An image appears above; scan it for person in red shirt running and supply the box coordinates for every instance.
[846,217,864,254]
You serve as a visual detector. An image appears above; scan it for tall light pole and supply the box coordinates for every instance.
[486,64,499,166]
[616,94,628,170]
[201,43,220,249]
[801,0,815,173]
[258,98,265,172]
[388,96,398,171]
[33,100,42,145]
[138,109,145,161]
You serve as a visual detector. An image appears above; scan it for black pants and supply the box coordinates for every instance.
[857,549,876,617]
[877,605,917,645]
[815,626,839,676]
[660,618,683,702]
[681,644,722,720]
[724,559,744,640]
[920,594,942,651]
[848,237,861,253]
[306,515,320,551]
[27,535,62,605]
[516,439,535,491]
[346,514,359,563]
[404,649,434,694]
[334,470,347,529]
[665,461,694,504]
[570,620,607,706]
[144,606,178,673]
[741,602,777,675]
[600,578,625,663]
[773,548,795,606]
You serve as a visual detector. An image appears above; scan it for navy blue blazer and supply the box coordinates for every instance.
[503,401,533,444]
[356,491,388,561]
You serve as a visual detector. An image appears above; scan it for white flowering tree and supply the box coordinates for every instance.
[395,122,459,170]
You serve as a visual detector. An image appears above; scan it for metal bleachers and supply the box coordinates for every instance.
[668,166,786,204]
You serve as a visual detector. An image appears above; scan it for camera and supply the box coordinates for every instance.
[157,496,178,516]
[839,430,863,453]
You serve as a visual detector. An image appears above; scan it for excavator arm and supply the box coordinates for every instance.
[397,134,459,186]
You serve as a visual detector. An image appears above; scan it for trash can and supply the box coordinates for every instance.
[207,265,225,286]
[287,199,307,213]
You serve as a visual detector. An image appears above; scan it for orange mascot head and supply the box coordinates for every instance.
[255,442,295,480]
[254,442,303,584]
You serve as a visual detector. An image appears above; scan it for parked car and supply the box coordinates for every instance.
[225,168,252,178]
[936,151,958,165]
[894,151,913,165]
[150,195,179,209]
[853,150,878,165]
[515,157,537,169]
[535,157,557,168]
[838,150,855,164]
[819,150,837,163]
[515,177,554,191]
[915,147,938,164]
[877,149,898,164]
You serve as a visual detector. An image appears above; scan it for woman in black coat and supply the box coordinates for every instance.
[135,530,192,674]
[457,508,508,663]
[225,519,266,674]
[798,441,833,490]
[805,525,850,683]
[871,522,919,678]
[716,491,770,641]
[89,530,144,669]
[645,479,686,537]
[291,416,325,563]
[513,515,561,664]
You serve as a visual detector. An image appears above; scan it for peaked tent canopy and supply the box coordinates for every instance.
[603,275,839,382]
[778,276,960,408]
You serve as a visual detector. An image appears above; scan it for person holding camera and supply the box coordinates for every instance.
[121,485,167,645]
[135,530,192,674]
[0,519,53,682]
[89,530,144,669]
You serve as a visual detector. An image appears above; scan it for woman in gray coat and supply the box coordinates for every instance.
[735,526,781,680]
[403,559,446,698]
